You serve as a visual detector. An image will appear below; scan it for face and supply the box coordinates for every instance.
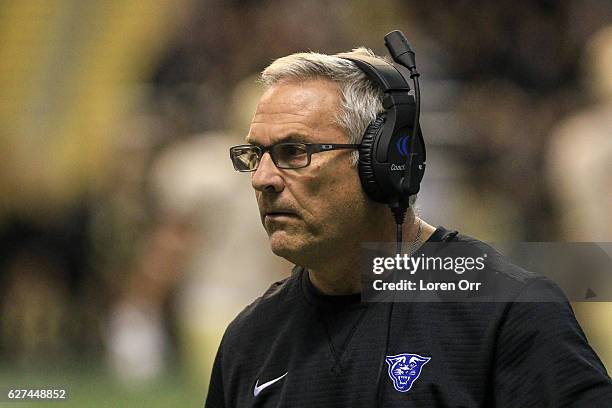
[246,79,371,266]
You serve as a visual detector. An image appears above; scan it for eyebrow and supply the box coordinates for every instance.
[245,132,309,146]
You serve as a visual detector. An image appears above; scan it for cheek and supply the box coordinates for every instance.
[320,159,364,199]
[300,162,365,221]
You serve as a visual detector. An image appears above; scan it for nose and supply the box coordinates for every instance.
[251,152,284,193]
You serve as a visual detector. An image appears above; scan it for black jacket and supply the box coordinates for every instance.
[205,227,612,407]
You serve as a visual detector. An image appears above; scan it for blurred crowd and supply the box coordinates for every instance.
[0,0,611,389]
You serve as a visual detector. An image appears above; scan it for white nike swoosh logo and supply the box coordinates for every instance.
[253,372,288,397]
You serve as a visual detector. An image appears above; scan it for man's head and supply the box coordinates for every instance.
[259,48,384,166]
[243,49,409,267]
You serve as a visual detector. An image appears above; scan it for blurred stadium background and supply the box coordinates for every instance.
[0,0,611,406]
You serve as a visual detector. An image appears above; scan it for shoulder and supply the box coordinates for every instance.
[435,230,541,298]
[221,267,302,348]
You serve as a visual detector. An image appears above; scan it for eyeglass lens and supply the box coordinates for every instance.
[232,144,309,171]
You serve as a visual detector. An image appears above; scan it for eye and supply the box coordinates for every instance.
[284,144,305,157]
[274,143,308,168]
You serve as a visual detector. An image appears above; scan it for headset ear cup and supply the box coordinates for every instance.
[358,115,387,203]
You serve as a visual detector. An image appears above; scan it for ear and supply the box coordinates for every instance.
[386,355,406,365]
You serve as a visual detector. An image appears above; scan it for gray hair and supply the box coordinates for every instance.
[260,48,418,208]
[260,47,385,165]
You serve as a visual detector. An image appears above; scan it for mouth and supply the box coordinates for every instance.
[265,211,298,220]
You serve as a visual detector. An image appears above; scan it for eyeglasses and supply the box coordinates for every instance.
[229,142,360,172]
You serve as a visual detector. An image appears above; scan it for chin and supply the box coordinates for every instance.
[269,236,299,258]
[268,232,312,265]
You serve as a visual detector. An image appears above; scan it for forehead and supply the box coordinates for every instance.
[246,79,346,145]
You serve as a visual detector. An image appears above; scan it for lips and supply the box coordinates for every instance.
[262,208,300,225]
[258,199,300,224]
[265,211,298,218]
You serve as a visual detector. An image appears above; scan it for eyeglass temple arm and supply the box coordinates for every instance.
[309,143,361,153]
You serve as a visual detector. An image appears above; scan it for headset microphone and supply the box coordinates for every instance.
[384,30,422,202]
[384,30,418,72]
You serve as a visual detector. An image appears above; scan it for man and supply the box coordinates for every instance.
[205,48,612,407]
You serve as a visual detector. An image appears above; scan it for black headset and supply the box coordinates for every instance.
[340,31,425,223]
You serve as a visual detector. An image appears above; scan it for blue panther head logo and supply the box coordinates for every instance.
[385,353,431,392]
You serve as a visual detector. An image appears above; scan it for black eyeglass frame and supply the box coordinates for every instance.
[229,142,360,172]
